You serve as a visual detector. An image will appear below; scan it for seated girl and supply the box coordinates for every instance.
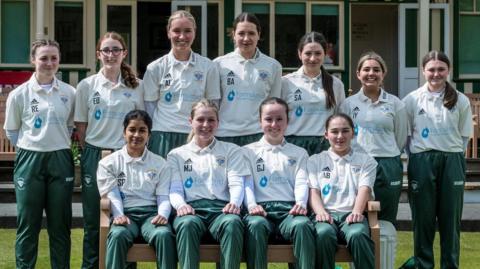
[96,110,176,269]
[243,97,315,269]
[308,113,376,269]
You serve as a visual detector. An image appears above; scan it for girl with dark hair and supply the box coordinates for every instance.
[243,97,315,269]
[282,31,345,155]
[340,51,407,226]
[74,31,144,268]
[4,39,76,268]
[143,10,220,157]
[308,113,376,269]
[97,110,176,269]
[401,50,472,269]
[214,12,282,146]
[168,99,249,269]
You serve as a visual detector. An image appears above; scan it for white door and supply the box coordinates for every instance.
[172,0,208,56]
[398,3,449,98]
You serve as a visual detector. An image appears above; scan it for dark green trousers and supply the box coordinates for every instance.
[408,151,465,269]
[374,156,403,224]
[172,199,244,269]
[285,135,330,156]
[244,201,315,269]
[216,133,263,147]
[313,212,375,269]
[14,148,74,269]
[148,131,188,158]
[106,206,177,269]
[80,143,115,269]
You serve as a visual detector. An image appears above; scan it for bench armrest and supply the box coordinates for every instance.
[99,197,111,269]
[366,200,380,269]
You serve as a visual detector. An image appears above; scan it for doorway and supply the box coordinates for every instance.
[350,4,398,96]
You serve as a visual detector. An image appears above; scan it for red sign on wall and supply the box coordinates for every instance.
[0,71,32,94]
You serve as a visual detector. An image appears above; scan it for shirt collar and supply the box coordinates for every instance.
[259,136,287,152]
[297,66,322,83]
[234,48,261,64]
[121,145,148,163]
[168,50,196,66]
[358,88,388,104]
[420,83,445,99]
[327,148,354,163]
[29,73,60,92]
[185,137,217,153]
[98,68,125,88]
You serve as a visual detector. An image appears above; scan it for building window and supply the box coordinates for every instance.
[458,0,480,78]
[207,2,220,59]
[54,1,83,64]
[1,0,30,64]
[107,5,132,64]
[243,1,343,70]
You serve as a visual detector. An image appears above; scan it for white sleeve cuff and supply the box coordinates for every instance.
[107,187,124,217]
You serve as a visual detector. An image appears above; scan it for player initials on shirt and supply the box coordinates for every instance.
[184,159,193,172]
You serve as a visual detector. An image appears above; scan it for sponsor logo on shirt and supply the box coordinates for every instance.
[295,106,303,117]
[146,169,158,181]
[322,166,331,178]
[227,90,235,101]
[216,156,226,167]
[184,159,193,172]
[353,107,360,119]
[34,116,43,128]
[16,177,26,191]
[259,176,268,187]
[256,158,265,172]
[164,91,173,102]
[194,71,204,81]
[93,92,101,105]
[294,89,302,101]
[117,172,126,187]
[30,98,39,113]
[259,70,269,81]
[354,124,359,136]
[421,127,429,138]
[94,109,102,120]
[322,183,331,195]
[227,71,235,85]
[418,108,426,115]
[184,177,193,188]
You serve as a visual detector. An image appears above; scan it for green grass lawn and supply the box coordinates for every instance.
[1,229,479,268]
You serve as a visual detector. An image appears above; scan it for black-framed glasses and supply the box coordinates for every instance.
[98,47,124,56]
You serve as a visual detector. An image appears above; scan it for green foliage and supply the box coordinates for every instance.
[71,141,81,166]
[0,230,479,268]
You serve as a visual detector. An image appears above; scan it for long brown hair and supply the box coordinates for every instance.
[422,50,457,110]
[297,32,335,109]
[96,32,139,89]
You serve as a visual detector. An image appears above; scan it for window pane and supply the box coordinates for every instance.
[207,3,219,59]
[1,1,30,63]
[405,9,417,68]
[459,15,480,74]
[243,4,270,55]
[459,0,473,12]
[107,5,132,63]
[275,3,305,67]
[55,2,83,64]
[312,5,339,66]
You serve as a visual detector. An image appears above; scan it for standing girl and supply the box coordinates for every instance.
[214,12,282,146]
[402,51,472,269]
[340,51,407,224]
[96,110,176,269]
[282,31,345,155]
[4,39,76,268]
[168,99,249,269]
[143,10,220,157]
[243,97,315,269]
[74,31,144,269]
[308,113,376,269]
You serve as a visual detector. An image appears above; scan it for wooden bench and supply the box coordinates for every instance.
[99,198,381,269]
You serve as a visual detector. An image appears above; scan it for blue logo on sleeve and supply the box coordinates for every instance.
[34,117,42,128]
[322,184,331,195]
[421,128,429,138]
[184,177,193,188]
[94,109,102,120]
[165,92,173,102]
[295,106,303,117]
[354,124,359,135]
[227,90,235,101]
[259,176,268,187]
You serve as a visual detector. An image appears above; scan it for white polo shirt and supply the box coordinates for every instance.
[243,137,309,208]
[281,67,345,136]
[4,74,75,151]
[308,149,376,213]
[340,88,407,157]
[403,83,472,153]
[97,146,171,210]
[214,48,282,136]
[74,70,144,149]
[167,139,249,206]
[143,51,221,133]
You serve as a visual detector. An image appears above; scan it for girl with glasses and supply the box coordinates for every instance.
[74,31,144,269]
